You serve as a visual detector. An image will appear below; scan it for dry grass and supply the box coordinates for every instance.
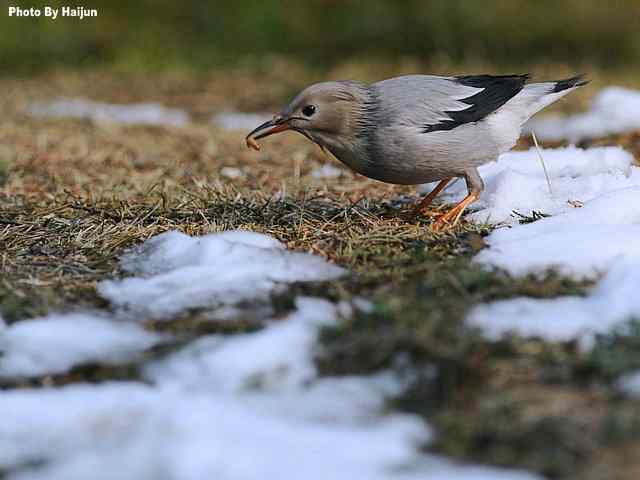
[0,68,491,319]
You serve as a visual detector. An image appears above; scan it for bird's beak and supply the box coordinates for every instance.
[246,115,290,141]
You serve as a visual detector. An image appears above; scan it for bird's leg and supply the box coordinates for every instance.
[416,177,453,213]
[431,193,480,230]
[432,168,484,231]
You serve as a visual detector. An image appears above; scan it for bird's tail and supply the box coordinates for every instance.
[551,74,590,93]
[518,74,589,121]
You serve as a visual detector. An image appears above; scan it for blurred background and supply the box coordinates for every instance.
[3,0,639,76]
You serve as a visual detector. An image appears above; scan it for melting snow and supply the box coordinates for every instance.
[219,166,245,179]
[525,87,640,142]
[144,297,340,393]
[0,312,164,379]
[468,262,640,348]
[420,146,638,226]
[211,112,271,131]
[474,187,640,278]
[311,164,343,179]
[98,230,345,320]
[454,145,640,345]
[28,98,190,127]
[617,371,640,397]
[0,298,539,480]
[0,232,540,480]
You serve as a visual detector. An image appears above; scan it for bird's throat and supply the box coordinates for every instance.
[322,136,372,177]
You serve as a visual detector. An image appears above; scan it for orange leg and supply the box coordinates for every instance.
[416,177,453,213]
[431,192,480,231]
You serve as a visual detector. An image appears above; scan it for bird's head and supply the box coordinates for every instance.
[246,81,373,153]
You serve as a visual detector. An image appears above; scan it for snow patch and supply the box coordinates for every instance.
[420,146,638,226]
[468,262,640,348]
[0,381,422,480]
[0,297,540,480]
[617,371,640,397]
[211,112,271,131]
[219,166,245,179]
[475,187,640,278]
[28,98,190,127]
[98,230,345,320]
[0,232,542,479]
[0,313,164,379]
[311,164,343,179]
[459,145,640,345]
[418,146,640,278]
[144,297,339,394]
[525,87,640,142]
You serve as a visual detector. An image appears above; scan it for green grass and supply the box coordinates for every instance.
[582,321,640,381]
[2,1,640,75]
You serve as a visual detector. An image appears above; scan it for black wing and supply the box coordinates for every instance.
[423,74,529,133]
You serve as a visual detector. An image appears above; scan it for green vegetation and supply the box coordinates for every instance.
[583,321,640,381]
[0,147,13,186]
[2,1,640,74]
[318,282,640,478]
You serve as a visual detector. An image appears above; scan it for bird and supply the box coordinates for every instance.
[245,73,588,230]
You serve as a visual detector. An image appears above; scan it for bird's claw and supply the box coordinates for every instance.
[431,214,455,232]
[429,192,480,232]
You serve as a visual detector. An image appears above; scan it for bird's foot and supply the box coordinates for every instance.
[430,192,479,232]
[415,178,452,216]
[431,211,459,231]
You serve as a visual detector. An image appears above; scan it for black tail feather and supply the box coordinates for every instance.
[552,74,589,93]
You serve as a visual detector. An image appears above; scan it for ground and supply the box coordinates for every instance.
[2,65,640,479]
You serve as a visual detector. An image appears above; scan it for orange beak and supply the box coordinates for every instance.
[246,116,290,142]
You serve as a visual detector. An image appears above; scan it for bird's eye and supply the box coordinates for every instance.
[302,105,316,117]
